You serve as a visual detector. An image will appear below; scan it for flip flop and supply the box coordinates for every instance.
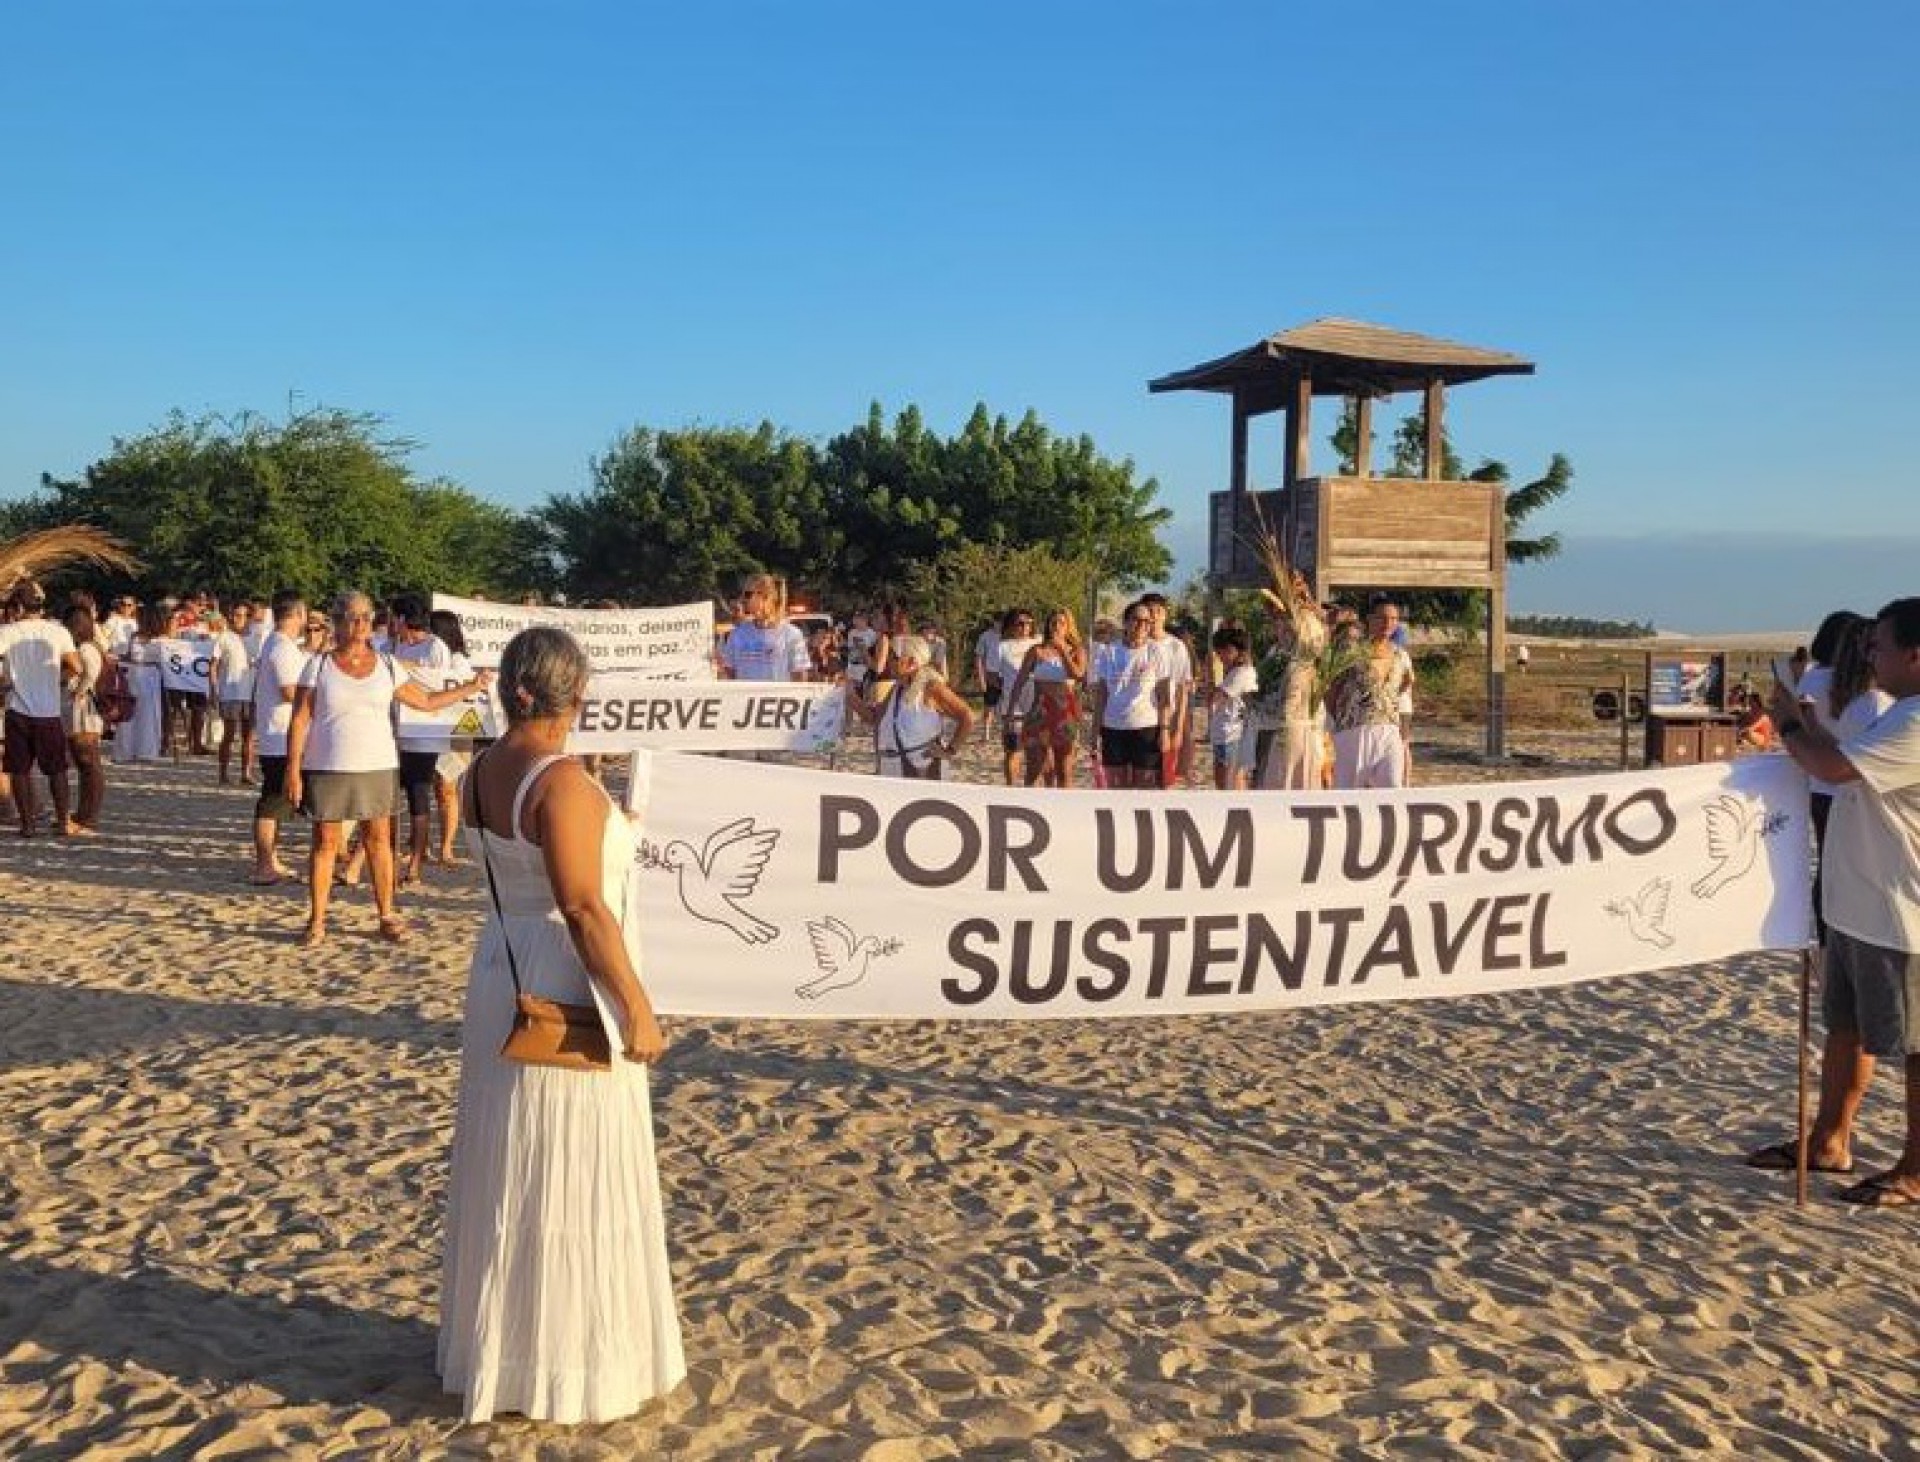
[1837,1172,1920,1208]
[247,873,286,887]
[1745,1140,1855,1176]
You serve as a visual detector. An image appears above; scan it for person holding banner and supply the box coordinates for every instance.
[720,574,813,684]
[854,634,973,780]
[389,594,455,887]
[428,608,478,866]
[285,591,490,948]
[1757,597,1920,1208]
[438,624,681,1424]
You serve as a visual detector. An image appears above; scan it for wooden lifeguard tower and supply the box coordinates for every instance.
[1149,317,1535,756]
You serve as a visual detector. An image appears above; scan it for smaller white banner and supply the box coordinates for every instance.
[395,674,845,753]
[432,593,714,678]
[157,637,213,695]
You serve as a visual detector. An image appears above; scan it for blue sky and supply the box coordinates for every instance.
[3,2,1914,632]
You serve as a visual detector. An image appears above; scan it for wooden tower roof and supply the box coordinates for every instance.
[1148,317,1535,399]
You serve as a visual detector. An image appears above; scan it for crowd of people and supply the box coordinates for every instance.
[713,575,1420,793]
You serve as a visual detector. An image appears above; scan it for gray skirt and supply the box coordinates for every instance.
[303,768,399,823]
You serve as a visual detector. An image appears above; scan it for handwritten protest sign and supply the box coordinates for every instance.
[623,754,1812,1020]
[430,594,714,678]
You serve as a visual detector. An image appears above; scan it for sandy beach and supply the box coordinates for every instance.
[1,729,1915,1459]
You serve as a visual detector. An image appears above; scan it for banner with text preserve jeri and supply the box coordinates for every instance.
[623,755,1812,1020]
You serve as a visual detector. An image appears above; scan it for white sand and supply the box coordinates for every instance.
[1,736,1915,1458]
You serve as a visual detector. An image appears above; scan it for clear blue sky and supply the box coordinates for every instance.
[4,2,1914,632]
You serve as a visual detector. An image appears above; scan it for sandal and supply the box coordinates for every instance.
[377,917,410,944]
[1744,1139,1854,1176]
[1837,1172,1920,1208]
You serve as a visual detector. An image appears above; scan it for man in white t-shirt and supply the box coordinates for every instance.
[974,618,1003,726]
[388,593,455,885]
[248,590,311,884]
[1,581,83,836]
[1753,596,1920,1208]
[992,610,1039,785]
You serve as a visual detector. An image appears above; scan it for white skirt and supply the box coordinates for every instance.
[437,918,686,1424]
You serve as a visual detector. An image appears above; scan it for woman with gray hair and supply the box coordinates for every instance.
[285,590,489,947]
[852,632,974,779]
[438,625,683,1425]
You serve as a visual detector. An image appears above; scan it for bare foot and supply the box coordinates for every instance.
[63,820,98,837]
[299,922,326,948]
[377,917,409,944]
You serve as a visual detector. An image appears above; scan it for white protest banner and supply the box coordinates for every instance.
[623,755,1813,1020]
[394,674,845,753]
[570,678,844,754]
[432,593,714,678]
[157,636,213,695]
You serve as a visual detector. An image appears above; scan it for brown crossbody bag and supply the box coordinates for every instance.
[472,751,613,1073]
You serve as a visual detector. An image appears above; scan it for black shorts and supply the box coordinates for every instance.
[3,711,67,777]
[255,755,297,821]
[1100,725,1160,771]
[398,750,441,814]
[984,676,1002,710]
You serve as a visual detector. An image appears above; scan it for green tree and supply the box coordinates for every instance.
[8,408,529,601]
[551,403,1174,610]
[904,541,1096,659]
[544,423,833,605]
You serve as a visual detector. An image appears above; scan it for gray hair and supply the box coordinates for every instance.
[497,625,590,723]
[330,589,374,626]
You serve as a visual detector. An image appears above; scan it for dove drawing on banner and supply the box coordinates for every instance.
[662,818,781,944]
[1606,877,1675,949]
[799,917,883,1001]
[1691,793,1761,899]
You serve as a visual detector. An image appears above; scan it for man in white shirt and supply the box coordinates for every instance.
[1755,596,1920,1208]
[1,582,84,837]
[248,591,311,884]
[389,593,454,884]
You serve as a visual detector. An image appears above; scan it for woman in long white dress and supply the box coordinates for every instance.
[111,605,168,765]
[438,625,684,1426]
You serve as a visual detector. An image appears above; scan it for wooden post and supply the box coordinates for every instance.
[1230,391,1250,580]
[1353,394,1373,478]
[1424,378,1446,479]
[1797,947,1813,1208]
[1283,374,1312,487]
[1618,672,1632,770]
[1486,484,1507,760]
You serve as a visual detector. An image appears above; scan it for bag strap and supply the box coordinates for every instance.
[470,748,525,1002]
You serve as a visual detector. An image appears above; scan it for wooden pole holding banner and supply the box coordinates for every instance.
[1796,946,1813,1208]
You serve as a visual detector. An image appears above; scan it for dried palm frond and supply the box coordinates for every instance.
[0,526,141,597]
[1239,503,1326,653]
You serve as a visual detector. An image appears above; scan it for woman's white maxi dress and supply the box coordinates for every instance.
[110,644,165,763]
[438,754,685,1424]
